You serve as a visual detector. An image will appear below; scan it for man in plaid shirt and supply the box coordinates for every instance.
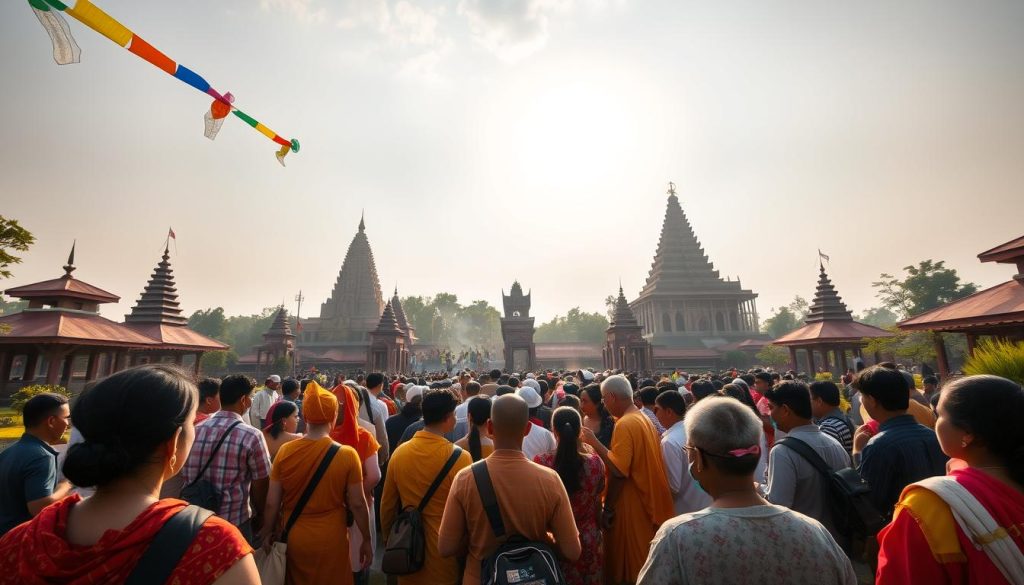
[181,374,271,544]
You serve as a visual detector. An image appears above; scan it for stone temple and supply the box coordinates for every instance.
[295,216,391,367]
[627,185,769,369]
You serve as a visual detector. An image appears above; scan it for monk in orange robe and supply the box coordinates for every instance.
[583,375,674,585]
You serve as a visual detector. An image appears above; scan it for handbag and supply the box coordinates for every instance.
[255,443,341,585]
[180,420,242,511]
[381,447,463,575]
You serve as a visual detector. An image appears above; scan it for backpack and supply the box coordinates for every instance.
[180,420,242,511]
[472,461,566,585]
[776,437,886,542]
[382,447,464,575]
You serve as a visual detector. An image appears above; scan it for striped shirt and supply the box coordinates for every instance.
[858,414,947,521]
[181,411,272,526]
[817,410,854,454]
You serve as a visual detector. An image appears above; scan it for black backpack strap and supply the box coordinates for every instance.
[281,443,340,543]
[186,420,242,488]
[125,505,214,585]
[361,387,376,425]
[417,447,463,512]
[777,437,833,477]
[471,460,505,538]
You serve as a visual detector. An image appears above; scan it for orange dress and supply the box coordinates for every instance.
[605,411,675,585]
[271,436,364,585]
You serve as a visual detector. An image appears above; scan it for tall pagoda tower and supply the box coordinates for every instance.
[311,215,386,343]
[367,301,408,372]
[255,306,296,378]
[629,183,760,348]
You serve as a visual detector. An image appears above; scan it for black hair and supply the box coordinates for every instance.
[537,379,549,397]
[809,380,841,407]
[638,386,659,406]
[690,379,718,401]
[923,375,939,386]
[495,385,516,396]
[764,380,813,420]
[366,372,385,390]
[220,374,256,406]
[552,407,583,495]
[196,377,221,401]
[562,383,579,396]
[721,384,751,408]
[422,389,457,425]
[853,365,910,411]
[508,377,520,388]
[63,365,196,488]
[22,392,69,428]
[655,390,686,417]
[465,381,481,397]
[754,372,773,385]
[739,374,755,387]
[942,375,1024,486]
[558,394,581,412]
[267,400,298,439]
[466,396,492,462]
[281,378,300,396]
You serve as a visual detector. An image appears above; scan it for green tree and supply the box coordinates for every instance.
[605,295,616,321]
[859,306,899,328]
[762,306,802,339]
[721,350,751,369]
[874,260,978,318]
[535,308,608,343]
[0,216,35,280]
[788,296,809,319]
[200,350,229,373]
[756,345,792,369]
[188,307,228,340]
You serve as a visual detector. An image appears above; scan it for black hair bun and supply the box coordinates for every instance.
[62,441,131,488]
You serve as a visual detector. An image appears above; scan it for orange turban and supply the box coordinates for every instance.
[302,381,338,425]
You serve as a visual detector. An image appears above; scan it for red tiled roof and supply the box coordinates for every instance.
[5,276,119,303]
[0,310,156,347]
[898,280,1024,332]
[123,323,228,351]
[773,320,894,346]
[535,343,603,360]
[978,235,1024,264]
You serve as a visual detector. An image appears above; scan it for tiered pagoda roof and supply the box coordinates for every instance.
[265,306,295,340]
[124,246,188,326]
[318,215,385,331]
[610,286,640,328]
[774,263,893,346]
[373,301,403,335]
[391,287,410,332]
[122,246,227,351]
[635,187,755,299]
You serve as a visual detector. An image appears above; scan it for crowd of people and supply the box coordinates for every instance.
[0,361,1021,585]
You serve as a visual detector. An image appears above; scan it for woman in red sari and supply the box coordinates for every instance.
[0,364,257,585]
[877,375,1024,585]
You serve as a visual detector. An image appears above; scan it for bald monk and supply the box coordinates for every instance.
[439,394,581,585]
[583,374,674,585]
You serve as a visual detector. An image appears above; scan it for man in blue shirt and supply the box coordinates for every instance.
[856,365,947,521]
[0,392,74,535]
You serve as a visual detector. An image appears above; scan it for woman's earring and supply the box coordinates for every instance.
[169,454,178,473]
[961,440,968,448]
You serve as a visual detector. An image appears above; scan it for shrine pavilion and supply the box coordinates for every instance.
[773,262,893,374]
[0,244,227,397]
[898,233,1024,376]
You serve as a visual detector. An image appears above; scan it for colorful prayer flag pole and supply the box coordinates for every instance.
[26,0,300,165]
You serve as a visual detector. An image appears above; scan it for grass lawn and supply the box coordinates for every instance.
[0,408,23,441]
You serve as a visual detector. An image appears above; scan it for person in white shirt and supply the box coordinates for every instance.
[250,374,280,428]
[454,381,481,428]
[517,386,556,460]
[655,390,712,515]
[355,374,390,463]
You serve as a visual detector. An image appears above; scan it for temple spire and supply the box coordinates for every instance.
[124,244,188,325]
[804,263,854,323]
[612,284,639,327]
[62,241,76,278]
[374,300,403,334]
[266,306,294,338]
[359,211,365,233]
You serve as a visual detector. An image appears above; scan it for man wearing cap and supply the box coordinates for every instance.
[251,375,281,428]
[517,385,556,460]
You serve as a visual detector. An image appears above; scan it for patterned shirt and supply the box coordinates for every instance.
[817,409,854,454]
[638,505,857,585]
[181,411,272,526]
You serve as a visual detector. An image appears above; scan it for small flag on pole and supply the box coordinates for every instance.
[818,249,830,263]
[168,227,176,240]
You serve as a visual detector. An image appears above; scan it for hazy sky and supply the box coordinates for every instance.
[2,0,1022,325]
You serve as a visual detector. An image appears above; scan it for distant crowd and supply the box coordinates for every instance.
[0,362,1021,585]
